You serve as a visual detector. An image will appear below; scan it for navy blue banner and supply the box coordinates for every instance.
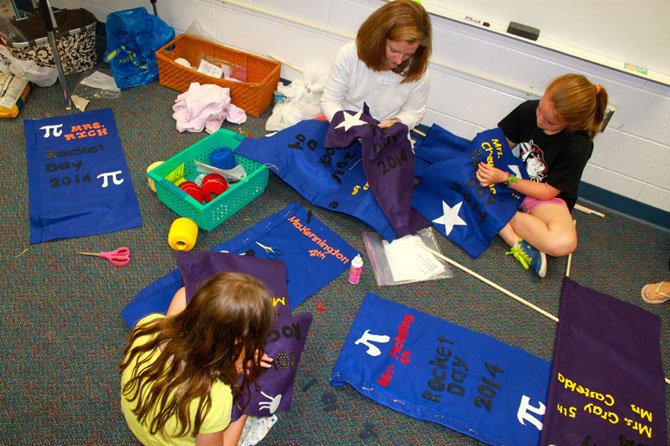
[121,202,357,327]
[215,202,358,310]
[332,293,550,445]
[235,119,398,241]
[25,108,141,243]
[412,125,526,258]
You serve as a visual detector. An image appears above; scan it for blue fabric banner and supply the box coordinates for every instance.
[24,108,142,243]
[121,202,357,327]
[331,293,550,445]
[235,119,398,241]
[541,278,668,445]
[120,270,183,329]
[411,125,526,258]
[214,202,358,310]
[414,125,470,178]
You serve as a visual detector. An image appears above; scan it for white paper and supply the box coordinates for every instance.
[383,234,446,282]
[79,71,120,92]
[193,160,247,182]
[197,59,224,78]
[71,95,90,111]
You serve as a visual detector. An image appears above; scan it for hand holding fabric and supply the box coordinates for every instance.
[476,162,507,187]
[378,118,401,129]
[236,352,274,374]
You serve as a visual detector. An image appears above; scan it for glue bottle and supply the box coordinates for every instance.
[348,254,363,284]
[273,82,284,104]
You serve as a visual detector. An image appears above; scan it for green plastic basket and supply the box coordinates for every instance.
[148,129,268,231]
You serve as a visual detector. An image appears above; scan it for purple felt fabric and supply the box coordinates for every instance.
[176,251,290,318]
[233,312,313,419]
[324,104,429,237]
[176,251,313,419]
[540,277,667,445]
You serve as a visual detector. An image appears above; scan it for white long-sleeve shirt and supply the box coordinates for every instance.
[320,41,429,129]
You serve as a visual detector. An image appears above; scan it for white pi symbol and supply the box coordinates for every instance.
[354,329,390,357]
[40,124,63,138]
[97,170,125,188]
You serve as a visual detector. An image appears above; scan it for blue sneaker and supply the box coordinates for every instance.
[506,239,547,278]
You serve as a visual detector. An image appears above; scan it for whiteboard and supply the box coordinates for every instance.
[420,0,670,85]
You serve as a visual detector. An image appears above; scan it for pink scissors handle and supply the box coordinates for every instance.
[101,247,131,266]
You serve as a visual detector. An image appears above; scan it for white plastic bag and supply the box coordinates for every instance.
[0,46,57,87]
[363,228,453,286]
[73,69,123,100]
[185,19,220,43]
[265,67,328,132]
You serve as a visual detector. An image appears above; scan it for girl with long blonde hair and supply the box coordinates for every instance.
[120,272,275,445]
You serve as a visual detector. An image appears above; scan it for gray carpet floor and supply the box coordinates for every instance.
[1,71,668,445]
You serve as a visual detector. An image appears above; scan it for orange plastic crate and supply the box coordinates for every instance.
[156,34,280,117]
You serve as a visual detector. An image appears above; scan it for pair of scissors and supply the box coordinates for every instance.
[254,241,282,259]
[76,247,131,266]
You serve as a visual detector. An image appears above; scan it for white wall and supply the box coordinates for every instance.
[57,0,670,213]
[421,0,670,78]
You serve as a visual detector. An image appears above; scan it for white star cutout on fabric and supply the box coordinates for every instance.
[432,200,467,235]
[508,165,522,179]
[335,110,368,131]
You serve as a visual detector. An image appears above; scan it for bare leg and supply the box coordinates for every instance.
[508,203,576,257]
[498,221,521,247]
[498,212,550,278]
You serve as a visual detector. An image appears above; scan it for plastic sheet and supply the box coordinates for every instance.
[72,69,123,100]
[363,227,453,286]
[0,45,56,87]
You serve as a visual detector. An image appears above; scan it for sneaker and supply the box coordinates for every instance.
[506,239,547,278]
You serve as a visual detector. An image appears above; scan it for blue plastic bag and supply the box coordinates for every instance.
[103,8,174,89]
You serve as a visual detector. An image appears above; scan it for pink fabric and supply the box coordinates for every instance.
[520,196,568,213]
[172,82,247,133]
[225,103,247,125]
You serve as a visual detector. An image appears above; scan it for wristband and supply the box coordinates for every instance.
[506,174,519,186]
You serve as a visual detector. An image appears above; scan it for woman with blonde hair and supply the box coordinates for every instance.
[476,74,609,278]
[120,272,275,445]
[321,0,432,130]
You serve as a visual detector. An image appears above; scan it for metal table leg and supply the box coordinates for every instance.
[38,0,72,110]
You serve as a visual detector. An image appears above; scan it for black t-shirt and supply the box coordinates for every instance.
[498,100,592,210]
